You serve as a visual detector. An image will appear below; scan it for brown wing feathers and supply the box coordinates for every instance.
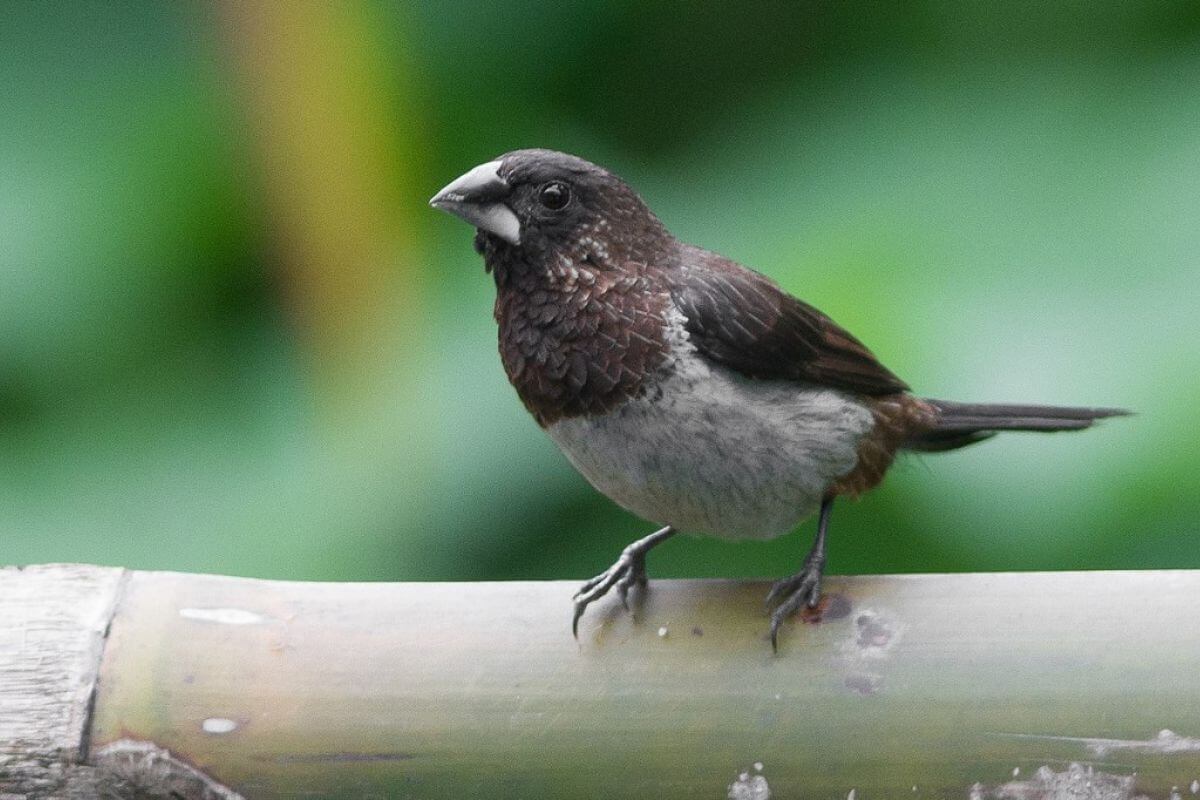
[670,261,909,396]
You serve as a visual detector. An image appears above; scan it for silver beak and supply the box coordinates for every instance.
[429,160,521,245]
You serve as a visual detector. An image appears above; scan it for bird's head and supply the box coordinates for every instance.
[429,149,669,270]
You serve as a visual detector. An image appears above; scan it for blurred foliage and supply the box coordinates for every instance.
[1,2,1197,582]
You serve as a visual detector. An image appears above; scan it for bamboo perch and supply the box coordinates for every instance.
[3,565,1200,799]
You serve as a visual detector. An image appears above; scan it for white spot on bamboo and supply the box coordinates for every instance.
[1190,779,1199,795]
[180,608,268,625]
[728,767,770,800]
[753,762,763,772]
[996,728,1200,758]
[202,718,238,734]
[657,626,668,638]
[973,762,1133,800]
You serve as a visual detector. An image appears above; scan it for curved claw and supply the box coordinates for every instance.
[571,599,586,639]
[570,525,675,640]
[571,548,649,637]
[765,567,823,653]
[571,559,626,639]
[769,609,784,653]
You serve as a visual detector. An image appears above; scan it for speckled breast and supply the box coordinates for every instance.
[493,260,673,427]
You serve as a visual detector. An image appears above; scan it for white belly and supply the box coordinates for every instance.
[545,351,875,540]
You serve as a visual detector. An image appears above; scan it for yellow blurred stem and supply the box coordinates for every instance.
[215,1,423,415]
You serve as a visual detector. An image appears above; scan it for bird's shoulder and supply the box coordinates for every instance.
[664,245,908,396]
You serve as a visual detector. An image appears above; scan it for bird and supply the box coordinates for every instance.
[429,149,1127,649]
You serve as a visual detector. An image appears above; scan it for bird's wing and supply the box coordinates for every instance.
[669,258,908,396]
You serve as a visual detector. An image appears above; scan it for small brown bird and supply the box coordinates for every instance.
[430,149,1127,649]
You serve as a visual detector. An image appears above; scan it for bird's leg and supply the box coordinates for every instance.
[766,495,834,651]
[572,525,676,638]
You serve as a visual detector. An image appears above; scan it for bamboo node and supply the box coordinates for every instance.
[90,739,243,800]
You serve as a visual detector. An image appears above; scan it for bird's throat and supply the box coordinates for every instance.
[491,256,672,427]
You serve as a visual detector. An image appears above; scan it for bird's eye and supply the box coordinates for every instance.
[538,181,571,211]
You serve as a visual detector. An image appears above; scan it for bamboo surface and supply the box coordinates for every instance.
[5,566,1200,798]
[94,570,1200,799]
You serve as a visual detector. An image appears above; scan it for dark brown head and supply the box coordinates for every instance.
[430,150,676,425]
[429,149,671,278]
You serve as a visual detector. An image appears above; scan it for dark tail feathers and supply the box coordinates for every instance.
[905,399,1130,453]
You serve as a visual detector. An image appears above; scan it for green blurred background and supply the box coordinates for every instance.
[2,2,1197,583]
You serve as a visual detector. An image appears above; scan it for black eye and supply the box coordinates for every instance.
[538,181,570,211]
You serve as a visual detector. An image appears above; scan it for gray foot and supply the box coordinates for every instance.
[765,554,825,652]
[572,548,647,637]
[572,525,675,638]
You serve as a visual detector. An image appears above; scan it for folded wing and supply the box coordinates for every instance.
[669,257,908,396]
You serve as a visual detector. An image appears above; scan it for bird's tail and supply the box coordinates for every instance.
[904,399,1130,453]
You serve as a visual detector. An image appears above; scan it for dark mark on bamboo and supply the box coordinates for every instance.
[799,592,852,624]
[272,752,415,765]
[856,612,894,649]
[844,672,883,696]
